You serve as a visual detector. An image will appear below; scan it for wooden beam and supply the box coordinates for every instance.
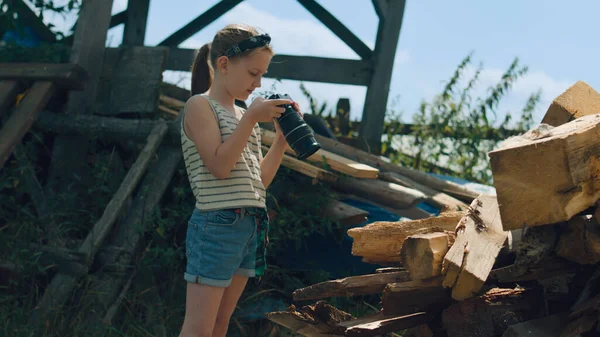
[0,81,56,169]
[297,0,373,60]
[371,0,388,19]
[123,0,150,46]
[0,81,20,118]
[63,10,127,45]
[359,0,406,152]
[0,63,88,90]
[167,48,373,86]
[158,0,244,47]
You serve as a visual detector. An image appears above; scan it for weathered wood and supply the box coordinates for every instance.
[541,81,600,127]
[0,80,20,118]
[331,177,427,210]
[342,312,432,337]
[158,0,244,46]
[359,0,406,151]
[400,232,451,280]
[292,271,410,301]
[442,287,546,337]
[262,129,380,179]
[372,0,388,19]
[0,81,56,169]
[94,46,169,115]
[346,211,463,263]
[381,277,451,316]
[501,313,569,337]
[12,145,47,218]
[489,114,600,231]
[379,171,468,211]
[81,145,181,327]
[168,49,373,86]
[297,0,372,60]
[0,63,88,90]
[28,122,168,326]
[269,145,338,183]
[267,301,353,337]
[442,195,508,301]
[556,216,600,265]
[123,0,150,45]
[63,10,127,45]
[490,257,580,283]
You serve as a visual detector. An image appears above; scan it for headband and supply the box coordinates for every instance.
[223,34,271,58]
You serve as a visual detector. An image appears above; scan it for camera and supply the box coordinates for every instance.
[268,93,321,160]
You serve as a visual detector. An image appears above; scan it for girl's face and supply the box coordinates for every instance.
[219,49,272,101]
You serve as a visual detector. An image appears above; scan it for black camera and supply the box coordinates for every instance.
[268,93,321,160]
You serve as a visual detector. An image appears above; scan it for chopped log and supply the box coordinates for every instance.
[541,81,600,127]
[400,233,451,280]
[341,312,432,337]
[0,80,20,118]
[0,63,88,90]
[347,211,462,264]
[80,145,182,328]
[442,194,508,301]
[292,271,410,301]
[0,81,56,169]
[266,301,353,336]
[556,215,600,265]
[489,114,600,231]
[379,171,468,212]
[442,287,546,337]
[331,176,427,210]
[501,313,569,337]
[262,129,380,179]
[381,277,451,316]
[28,122,168,326]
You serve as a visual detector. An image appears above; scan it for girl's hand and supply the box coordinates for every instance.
[247,97,292,123]
[274,101,303,140]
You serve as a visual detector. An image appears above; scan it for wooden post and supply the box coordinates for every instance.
[44,0,114,230]
[122,0,150,46]
[359,0,406,152]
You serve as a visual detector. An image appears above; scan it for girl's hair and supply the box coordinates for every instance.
[190,24,273,96]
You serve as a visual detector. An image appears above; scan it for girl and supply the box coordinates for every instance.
[178,24,301,337]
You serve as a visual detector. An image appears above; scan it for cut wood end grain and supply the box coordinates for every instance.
[541,80,600,127]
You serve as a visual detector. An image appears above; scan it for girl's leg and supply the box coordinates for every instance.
[179,282,225,337]
[212,274,250,337]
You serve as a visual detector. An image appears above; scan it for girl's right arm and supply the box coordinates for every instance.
[184,96,290,179]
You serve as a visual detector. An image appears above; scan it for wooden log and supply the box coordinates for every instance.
[266,145,338,183]
[341,312,432,337]
[380,171,468,212]
[442,287,546,337]
[28,122,168,326]
[292,271,410,301]
[501,313,569,337]
[541,81,600,127]
[331,176,427,210]
[381,277,451,316]
[0,81,56,169]
[489,114,600,231]
[346,211,463,264]
[0,80,20,118]
[122,0,150,46]
[442,194,509,301]
[556,215,600,265]
[266,301,353,336]
[0,63,88,90]
[400,233,452,280]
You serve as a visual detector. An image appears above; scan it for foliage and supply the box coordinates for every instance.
[0,0,80,39]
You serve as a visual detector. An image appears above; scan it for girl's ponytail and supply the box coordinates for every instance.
[190,42,212,96]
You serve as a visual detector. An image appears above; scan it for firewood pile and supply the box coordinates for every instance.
[265,81,600,337]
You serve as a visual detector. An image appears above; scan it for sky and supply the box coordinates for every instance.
[35,0,600,125]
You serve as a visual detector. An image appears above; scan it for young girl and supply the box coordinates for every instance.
[178,24,301,337]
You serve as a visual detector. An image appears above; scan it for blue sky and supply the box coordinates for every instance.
[39,0,600,125]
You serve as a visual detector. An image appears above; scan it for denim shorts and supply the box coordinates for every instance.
[184,207,267,288]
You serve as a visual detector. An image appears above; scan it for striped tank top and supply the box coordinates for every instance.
[181,94,266,211]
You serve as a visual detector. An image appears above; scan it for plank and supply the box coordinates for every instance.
[0,80,20,118]
[441,194,508,301]
[0,63,88,90]
[322,199,368,227]
[267,301,353,336]
[489,113,600,230]
[400,232,452,280]
[122,0,150,45]
[331,176,427,210]
[297,0,372,60]
[63,10,127,45]
[292,271,410,301]
[262,129,379,178]
[0,81,56,169]
[381,277,451,316]
[264,145,338,183]
[359,0,406,151]
[28,122,168,325]
[167,49,373,86]
[158,0,244,46]
[541,81,600,127]
[346,211,462,264]
[160,94,185,109]
[342,312,432,337]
